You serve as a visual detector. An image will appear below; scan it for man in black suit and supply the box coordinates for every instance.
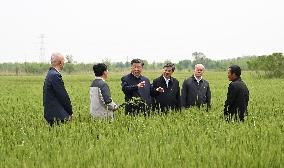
[121,59,153,115]
[181,64,211,110]
[152,63,180,113]
[43,52,73,126]
[224,65,249,122]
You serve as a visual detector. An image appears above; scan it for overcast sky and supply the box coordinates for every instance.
[0,0,283,63]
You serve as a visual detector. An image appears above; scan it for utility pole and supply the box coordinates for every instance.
[126,56,129,66]
[39,34,45,63]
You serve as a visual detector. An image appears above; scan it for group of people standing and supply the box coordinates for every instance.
[120,59,211,115]
[43,52,249,126]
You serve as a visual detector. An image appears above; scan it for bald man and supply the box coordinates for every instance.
[43,52,73,126]
[181,64,211,110]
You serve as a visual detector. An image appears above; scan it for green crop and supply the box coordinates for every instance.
[0,71,283,167]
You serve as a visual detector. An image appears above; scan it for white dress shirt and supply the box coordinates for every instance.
[163,76,171,88]
[194,75,202,84]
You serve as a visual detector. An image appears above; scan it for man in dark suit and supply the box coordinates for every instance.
[224,65,249,122]
[152,63,180,113]
[121,59,153,115]
[181,64,211,110]
[43,52,73,126]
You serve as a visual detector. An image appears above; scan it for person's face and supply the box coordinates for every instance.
[163,67,174,79]
[227,68,235,81]
[59,58,65,70]
[103,70,109,80]
[194,66,204,77]
[131,63,143,76]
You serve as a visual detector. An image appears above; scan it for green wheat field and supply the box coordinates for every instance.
[0,71,283,167]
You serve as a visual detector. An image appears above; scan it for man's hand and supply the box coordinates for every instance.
[113,104,118,111]
[156,87,164,92]
[137,81,146,88]
[156,87,165,92]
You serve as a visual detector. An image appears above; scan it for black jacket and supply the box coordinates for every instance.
[152,75,181,112]
[224,77,249,121]
[181,76,211,108]
[43,67,72,122]
[121,73,153,114]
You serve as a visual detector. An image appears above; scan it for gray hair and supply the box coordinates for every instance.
[50,52,64,65]
[195,64,205,70]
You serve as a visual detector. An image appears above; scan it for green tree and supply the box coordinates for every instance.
[247,53,284,78]
[64,55,75,74]
[66,55,74,63]
[192,52,212,68]
[176,60,192,71]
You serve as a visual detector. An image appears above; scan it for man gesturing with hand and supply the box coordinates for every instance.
[152,63,181,113]
[121,59,153,116]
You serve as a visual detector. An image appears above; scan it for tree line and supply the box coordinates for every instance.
[247,52,284,78]
[1,52,283,77]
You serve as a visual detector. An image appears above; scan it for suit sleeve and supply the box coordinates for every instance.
[224,84,237,115]
[51,74,73,115]
[181,80,188,107]
[176,81,181,110]
[121,77,138,94]
[245,88,250,114]
[206,83,211,109]
[151,79,159,97]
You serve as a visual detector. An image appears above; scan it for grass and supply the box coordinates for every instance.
[0,71,283,167]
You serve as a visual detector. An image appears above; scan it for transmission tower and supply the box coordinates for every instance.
[39,34,45,62]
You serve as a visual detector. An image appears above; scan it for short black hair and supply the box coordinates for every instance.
[163,62,175,72]
[229,65,241,77]
[131,59,144,67]
[93,63,108,76]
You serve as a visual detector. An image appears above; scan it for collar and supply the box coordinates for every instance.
[193,75,202,82]
[232,77,241,82]
[50,67,61,74]
[131,73,141,79]
[162,75,172,82]
[95,76,105,81]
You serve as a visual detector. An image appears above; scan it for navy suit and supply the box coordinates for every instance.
[121,73,153,115]
[43,67,72,124]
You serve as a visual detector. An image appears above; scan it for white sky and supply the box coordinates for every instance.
[0,0,283,63]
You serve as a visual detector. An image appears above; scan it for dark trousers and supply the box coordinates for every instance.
[47,119,66,127]
[154,104,181,114]
[225,110,246,122]
[125,103,151,116]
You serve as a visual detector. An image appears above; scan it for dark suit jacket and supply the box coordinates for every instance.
[152,75,181,112]
[121,73,153,114]
[224,77,249,121]
[181,75,211,109]
[43,67,72,122]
